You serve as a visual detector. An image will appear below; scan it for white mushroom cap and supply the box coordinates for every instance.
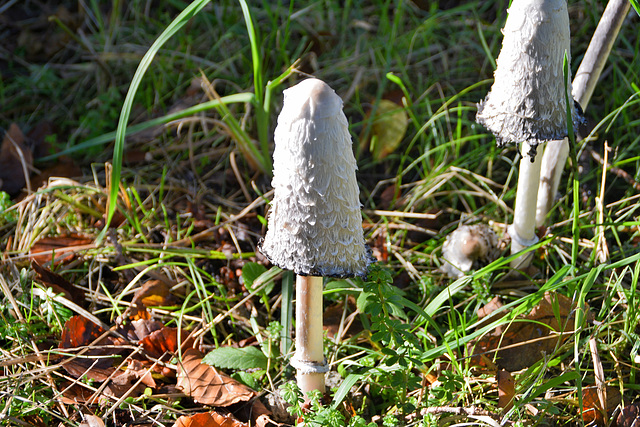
[476,0,582,155]
[260,78,373,278]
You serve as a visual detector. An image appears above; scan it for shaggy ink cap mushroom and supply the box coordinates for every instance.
[260,78,374,279]
[476,0,583,157]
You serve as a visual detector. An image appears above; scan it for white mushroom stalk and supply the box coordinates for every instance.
[535,0,631,227]
[260,78,373,397]
[476,0,581,269]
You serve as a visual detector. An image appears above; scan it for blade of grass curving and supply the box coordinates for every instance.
[563,53,579,269]
[39,93,255,162]
[99,0,211,243]
[630,0,640,16]
[238,0,270,168]
[331,374,365,410]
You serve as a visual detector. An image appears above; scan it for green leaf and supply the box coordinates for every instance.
[242,262,267,289]
[630,0,640,17]
[203,346,268,370]
[331,374,364,410]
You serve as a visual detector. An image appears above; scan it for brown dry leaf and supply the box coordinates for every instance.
[103,368,148,399]
[0,123,32,196]
[582,386,621,426]
[177,349,256,407]
[32,260,84,306]
[616,401,640,427]
[132,279,179,308]
[59,315,125,380]
[141,327,194,359]
[59,381,97,405]
[79,414,105,427]
[323,296,363,339]
[497,369,515,411]
[130,318,164,340]
[173,411,247,427]
[477,296,504,324]
[29,159,82,191]
[29,234,93,265]
[60,315,108,349]
[470,292,590,371]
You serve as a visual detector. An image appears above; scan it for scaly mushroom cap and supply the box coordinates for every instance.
[260,78,373,278]
[476,0,581,155]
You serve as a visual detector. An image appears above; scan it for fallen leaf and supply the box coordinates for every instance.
[29,160,83,191]
[20,415,48,427]
[470,292,590,371]
[59,381,97,405]
[32,260,84,306]
[497,369,515,411]
[323,297,363,339]
[29,234,93,265]
[362,98,408,160]
[140,327,194,359]
[132,279,179,308]
[0,123,32,196]
[173,411,246,427]
[177,349,256,406]
[582,386,621,426]
[59,315,125,380]
[130,318,164,341]
[79,414,105,427]
[616,401,640,427]
[60,315,107,349]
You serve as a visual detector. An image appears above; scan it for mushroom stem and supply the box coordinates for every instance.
[536,0,631,227]
[294,275,326,397]
[511,141,542,268]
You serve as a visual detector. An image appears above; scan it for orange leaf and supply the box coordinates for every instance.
[177,349,256,407]
[132,279,179,308]
[29,234,93,265]
[59,315,125,380]
[60,315,107,349]
[140,327,194,359]
[582,386,621,426]
[497,369,515,411]
[173,412,246,427]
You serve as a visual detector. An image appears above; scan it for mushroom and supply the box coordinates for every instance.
[476,0,582,268]
[440,224,498,279]
[259,78,373,397]
[535,0,631,227]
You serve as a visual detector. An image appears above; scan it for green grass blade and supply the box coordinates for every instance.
[238,0,269,164]
[99,0,211,242]
[39,93,255,161]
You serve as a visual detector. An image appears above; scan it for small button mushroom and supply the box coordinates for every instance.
[441,224,498,279]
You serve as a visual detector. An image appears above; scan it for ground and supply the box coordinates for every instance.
[1,1,640,426]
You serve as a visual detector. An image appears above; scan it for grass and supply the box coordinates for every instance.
[0,0,639,425]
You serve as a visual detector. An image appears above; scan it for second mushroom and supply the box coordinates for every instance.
[260,78,373,397]
[476,0,582,268]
